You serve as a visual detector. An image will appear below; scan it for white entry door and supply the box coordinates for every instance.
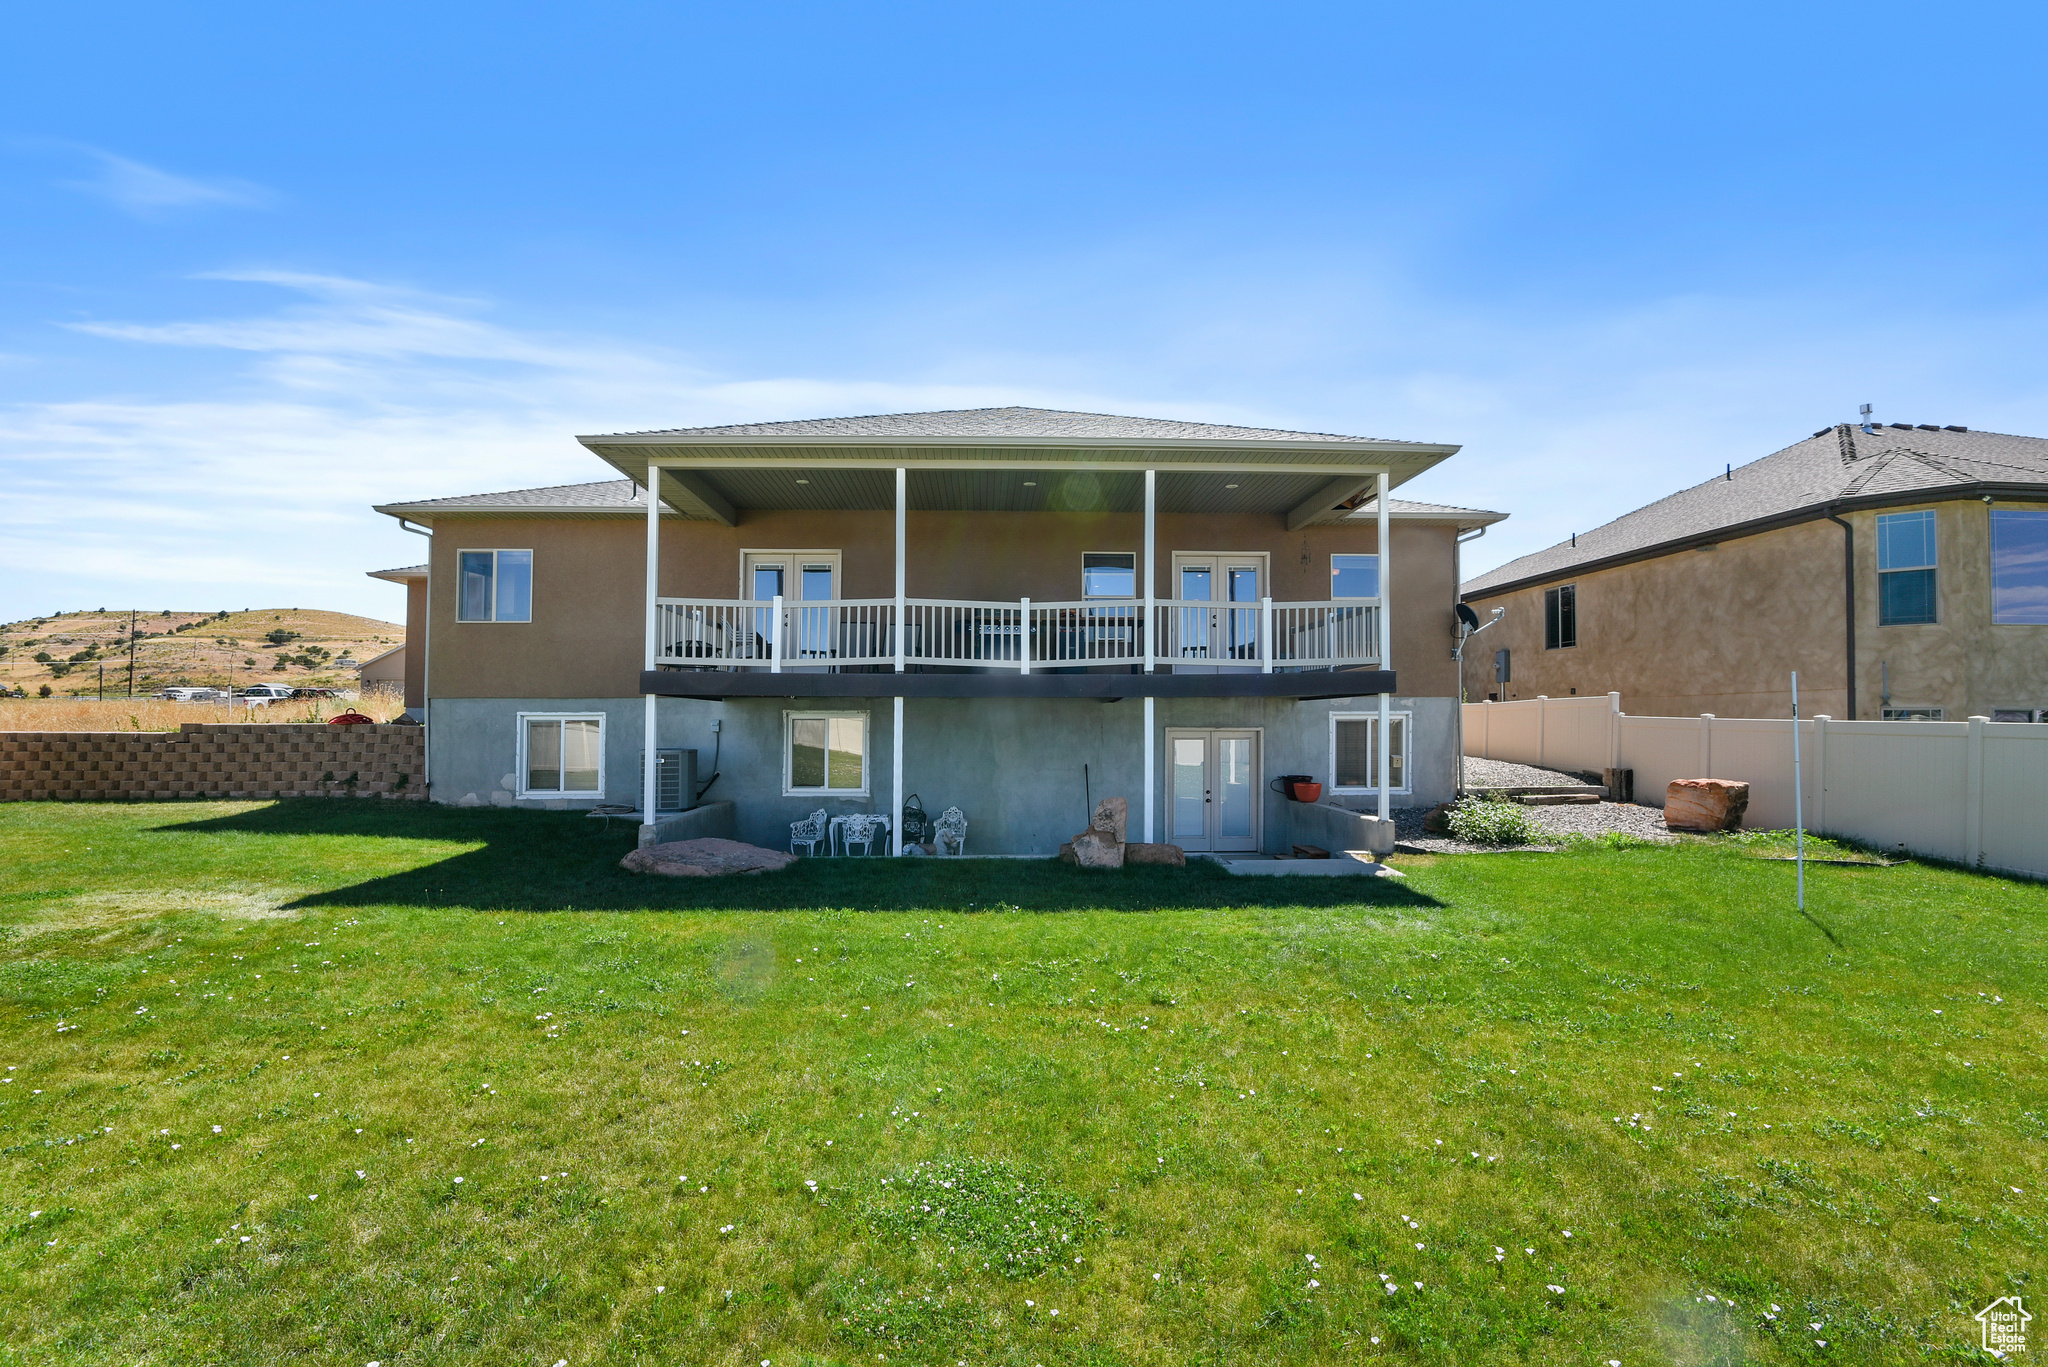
[743,551,840,662]
[1166,728,1261,852]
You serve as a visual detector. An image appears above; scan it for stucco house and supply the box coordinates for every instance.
[1460,421,2048,721]
[369,407,1502,855]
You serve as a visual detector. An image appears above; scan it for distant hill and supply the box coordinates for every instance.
[0,608,403,697]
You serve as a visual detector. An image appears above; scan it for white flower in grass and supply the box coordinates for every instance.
[1547,1284,1565,1294]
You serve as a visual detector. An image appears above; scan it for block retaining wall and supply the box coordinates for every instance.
[0,723,426,802]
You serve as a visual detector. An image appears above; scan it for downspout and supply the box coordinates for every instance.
[1823,505,1855,720]
[400,518,433,786]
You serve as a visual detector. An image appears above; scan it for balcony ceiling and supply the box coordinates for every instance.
[672,466,1354,517]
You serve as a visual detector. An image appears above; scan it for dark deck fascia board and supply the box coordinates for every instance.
[639,669,1396,702]
[1460,482,2048,603]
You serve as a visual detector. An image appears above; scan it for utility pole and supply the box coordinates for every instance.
[127,610,138,697]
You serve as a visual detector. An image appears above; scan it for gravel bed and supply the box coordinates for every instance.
[1393,799,1677,854]
[1458,755,1599,788]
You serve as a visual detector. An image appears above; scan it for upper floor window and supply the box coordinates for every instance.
[1330,554,1379,599]
[1877,511,1937,625]
[458,549,532,622]
[1083,552,1136,598]
[1544,584,1577,649]
[1991,509,2048,625]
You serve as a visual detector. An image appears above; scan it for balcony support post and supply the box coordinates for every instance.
[643,466,661,824]
[894,466,906,673]
[1376,470,1392,823]
[1143,694,1155,843]
[1143,469,1156,673]
[892,695,904,855]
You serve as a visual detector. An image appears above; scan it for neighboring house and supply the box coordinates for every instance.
[356,642,407,695]
[371,407,1502,854]
[1461,422,2048,722]
[365,564,427,712]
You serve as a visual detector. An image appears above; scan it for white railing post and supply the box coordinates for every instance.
[1143,469,1156,673]
[1020,598,1031,674]
[770,594,784,673]
[1260,596,1272,673]
[895,466,906,673]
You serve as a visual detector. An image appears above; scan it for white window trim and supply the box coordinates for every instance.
[781,709,871,798]
[516,711,606,800]
[1328,710,1412,795]
[456,548,533,623]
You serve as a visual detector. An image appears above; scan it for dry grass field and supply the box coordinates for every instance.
[1,608,402,699]
[0,694,409,732]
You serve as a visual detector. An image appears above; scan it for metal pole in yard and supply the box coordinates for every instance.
[127,610,137,697]
[1791,670,1805,911]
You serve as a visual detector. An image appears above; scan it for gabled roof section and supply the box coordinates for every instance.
[1463,424,2048,598]
[1348,498,1507,531]
[593,405,1413,444]
[374,481,642,525]
[366,563,429,582]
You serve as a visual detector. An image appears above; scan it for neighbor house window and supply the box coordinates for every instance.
[1876,511,1937,625]
[1991,509,2048,625]
[1880,706,1945,722]
[1083,552,1137,598]
[1544,585,1577,649]
[519,714,603,797]
[1330,712,1409,793]
[458,549,533,622]
[1331,554,1379,599]
[784,711,868,796]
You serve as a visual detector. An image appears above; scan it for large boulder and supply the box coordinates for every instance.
[1090,796,1128,844]
[1067,828,1126,869]
[1663,779,1750,832]
[1124,842,1186,866]
[622,838,798,877]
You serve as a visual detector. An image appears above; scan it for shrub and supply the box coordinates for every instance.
[1445,799,1541,846]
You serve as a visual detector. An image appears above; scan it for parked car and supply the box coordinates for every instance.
[238,682,298,705]
[290,687,343,700]
[156,687,215,702]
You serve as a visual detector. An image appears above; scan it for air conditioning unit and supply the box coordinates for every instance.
[638,748,697,813]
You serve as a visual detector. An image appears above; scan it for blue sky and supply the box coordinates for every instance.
[5,1,2046,623]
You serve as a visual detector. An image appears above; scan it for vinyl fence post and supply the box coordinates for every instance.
[1966,714,1987,868]
[1536,695,1547,769]
[1699,713,1714,778]
[1811,715,1829,833]
[1606,692,1622,771]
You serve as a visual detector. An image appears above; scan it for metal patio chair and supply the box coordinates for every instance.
[840,813,887,856]
[790,809,830,857]
[933,806,968,857]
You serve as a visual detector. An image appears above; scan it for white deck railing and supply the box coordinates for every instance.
[655,596,1381,672]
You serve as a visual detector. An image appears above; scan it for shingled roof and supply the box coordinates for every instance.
[1463,424,2048,598]
[587,405,1412,444]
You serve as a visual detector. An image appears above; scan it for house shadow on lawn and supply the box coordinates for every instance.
[153,800,1442,916]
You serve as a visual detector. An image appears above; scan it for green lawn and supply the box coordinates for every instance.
[0,802,2041,1366]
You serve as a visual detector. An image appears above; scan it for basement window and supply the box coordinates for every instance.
[1330,712,1409,794]
[1876,511,1937,625]
[519,714,603,798]
[1544,585,1577,649]
[784,711,868,796]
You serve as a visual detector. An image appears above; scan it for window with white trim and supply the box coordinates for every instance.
[1876,511,1937,625]
[784,711,868,796]
[1330,711,1409,793]
[458,549,533,622]
[519,713,603,797]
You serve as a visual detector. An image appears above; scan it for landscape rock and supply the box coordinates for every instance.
[1068,828,1125,869]
[1422,802,1456,834]
[621,838,798,877]
[1124,842,1186,866]
[1090,796,1128,843]
[1663,778,1750,832]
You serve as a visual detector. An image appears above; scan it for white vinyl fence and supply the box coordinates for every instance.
[1462,693,2048,879]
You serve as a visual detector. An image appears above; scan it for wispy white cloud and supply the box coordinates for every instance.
[46,144,273,218]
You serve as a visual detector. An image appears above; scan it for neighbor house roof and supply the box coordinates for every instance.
[1463,423,2048,598]
[365,563,429,582]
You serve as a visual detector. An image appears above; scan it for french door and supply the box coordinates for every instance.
[1166,728,1261,853]
[742,551,840,660]
[1171,554,1265,666]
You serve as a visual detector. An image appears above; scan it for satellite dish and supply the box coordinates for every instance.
[1455,602,1480,631]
